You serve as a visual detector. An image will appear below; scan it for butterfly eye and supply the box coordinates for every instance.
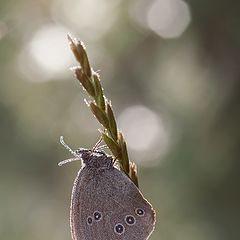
[114,223,125,235]
[87,216,93,225]
[125,215,136,225]
[135,208,145,216]
[93,211,102,221]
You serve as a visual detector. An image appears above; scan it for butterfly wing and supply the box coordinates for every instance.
[70,167,96,240]
[70,166,156,240]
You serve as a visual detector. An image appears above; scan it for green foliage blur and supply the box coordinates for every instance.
[0,0,239,239]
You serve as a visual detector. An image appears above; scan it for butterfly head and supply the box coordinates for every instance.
[58,136,113,168]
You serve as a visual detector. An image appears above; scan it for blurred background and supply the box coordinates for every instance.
[0,0,240,239]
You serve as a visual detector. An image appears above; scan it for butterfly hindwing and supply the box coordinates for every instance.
[70,164,155,240]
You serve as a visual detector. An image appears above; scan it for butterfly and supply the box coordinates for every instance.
[59,136,156,240]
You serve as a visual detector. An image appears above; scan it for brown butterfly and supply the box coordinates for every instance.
[59,136,156,240]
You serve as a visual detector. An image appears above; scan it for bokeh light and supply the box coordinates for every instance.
[29,24,72,73]
[18,24,73,82]
[118,105,170,164]
[129,0,191,38]
[51,0,120,40]
[147,0,191,38]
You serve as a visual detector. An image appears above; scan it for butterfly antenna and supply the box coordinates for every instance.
[92,136,103,152]
[96,144,108,150]
[60,136,78,157]
[58,157,81,166]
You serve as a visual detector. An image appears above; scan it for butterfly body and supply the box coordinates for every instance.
[70,150,155,240]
